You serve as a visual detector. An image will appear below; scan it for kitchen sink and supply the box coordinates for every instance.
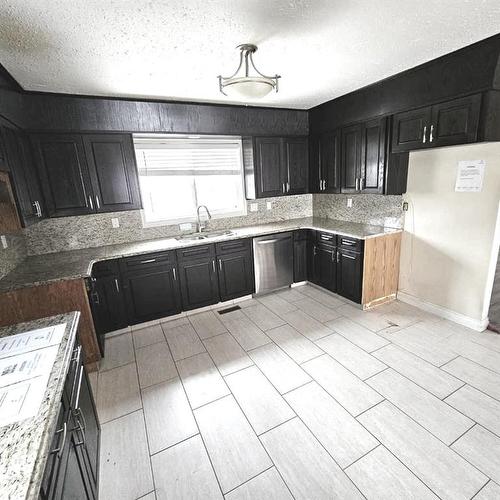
[176,230,234,241]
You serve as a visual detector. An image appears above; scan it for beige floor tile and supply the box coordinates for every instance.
[152,435,222,500]
[176,352,230,409]
[445,385,500,436]
[265,324,323,364]
[99,410,154,500]
[294,297,342,323]
[237,298,260,308]
[257,293,297,316]
[225,468,292,500]
[160,316,189,329]
[203,333,253,376]
[279,309,333,341]
[219,310,272,351]
[285,382,378,468]
[303,354,383,416]
[473,481,500,500]
[367,369,473,445]
[97,362,142,423]
[345,446,438,500]
[325,317,389,352]
[135,342,177,388]
[194,396,272,493]
[275,287,306,303]
[470,330,500,353]
[316,334,386,380]
[248,343,311,394]
[452,425,500,484]
[88,370,98,397]
[358,401,488,500]
[132,324,165,350]
[373,344,463,399]
[225,366,295,434]
[137,492,156,500]
[142,377,198,454]
[189,310,228,339]
[337,304,392,332]
[100,332,135,371]
[163,322,206,361]
[298,285,345,309]
[260,418,363,499]
[242,303,286,331]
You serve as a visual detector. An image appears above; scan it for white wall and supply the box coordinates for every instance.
[399,142,500,330]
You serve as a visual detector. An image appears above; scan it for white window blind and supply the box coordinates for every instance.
[134,135,246,225]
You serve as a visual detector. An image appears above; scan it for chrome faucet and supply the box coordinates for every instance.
[196,205,212,233]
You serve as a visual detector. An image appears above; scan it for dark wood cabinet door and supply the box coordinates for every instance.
[254,137,284,197]
[32,134,94,217]
[284,137,308,195]
[83,134,142,213]
[308,135,321,193]
[430,94,481,147]
[321,131,341,193]
[392,106,432,152]
[293,239,308,283]
[312,244,337,292]
[217,251,254,301]
[341,124,362,193]
[360,117,386,193]
[178,258,219,310]
[336,249,363,303]
[122,265,181,324]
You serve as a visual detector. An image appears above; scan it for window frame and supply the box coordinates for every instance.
[133,134,248,228]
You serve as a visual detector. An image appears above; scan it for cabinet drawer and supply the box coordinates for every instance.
[316,231,337,246]
[338,236,363,252]
[92,259,120,277]
[216,238,250,255]
[177,243,215,262]
[120,250,175,272]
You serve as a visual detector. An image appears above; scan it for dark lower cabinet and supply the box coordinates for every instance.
[312,243,337,292]
[293,230,309,282]
[217,251,254,301]
[178,256,220,310]
[336,248,363,303]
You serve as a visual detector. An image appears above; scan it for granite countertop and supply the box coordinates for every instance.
[0,217,401,293]
[0,312,80,500]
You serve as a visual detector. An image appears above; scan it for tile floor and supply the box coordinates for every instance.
[93,284,500,500]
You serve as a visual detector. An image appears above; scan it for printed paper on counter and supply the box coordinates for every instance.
[455,159,485,192]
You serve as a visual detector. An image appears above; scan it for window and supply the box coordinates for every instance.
[134,135,246,226]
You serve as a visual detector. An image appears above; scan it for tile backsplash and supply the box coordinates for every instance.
[0,232,27,279]
[25,194,313,255]
[313,194,404,228]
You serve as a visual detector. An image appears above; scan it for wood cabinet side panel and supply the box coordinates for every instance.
[0,279,101,366]
[362,232,402,306]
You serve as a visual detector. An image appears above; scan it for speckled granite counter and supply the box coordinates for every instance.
[0,217,401,293]
[0,312,79,500]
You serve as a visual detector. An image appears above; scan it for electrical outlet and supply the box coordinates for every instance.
[111,218,120,228]
[0,235,7,249]
[250,203,259,212]
[403,202,409,211]
[266,201,272,210]
[347,198,353,208]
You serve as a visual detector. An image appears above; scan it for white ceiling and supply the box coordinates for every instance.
[1,0,500,109]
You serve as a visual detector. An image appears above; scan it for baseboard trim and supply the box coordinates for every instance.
[397,291,489,332]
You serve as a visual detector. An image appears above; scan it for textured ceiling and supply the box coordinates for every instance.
[1,0,500,109]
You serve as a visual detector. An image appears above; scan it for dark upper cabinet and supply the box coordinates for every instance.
[392,94,481,152]
[430,94,481,147]
[312,242,337,292]
[1,126,45,226]
[336,248,363,303]
[254,137,284,197]
[310,132,340,193]
[360,117,386,193]
[32,133,94,217]
[340,123,363,193]
[82,134,142,212]
[120,252,181,325]
[284,137,308,195]
[217,250,254,301]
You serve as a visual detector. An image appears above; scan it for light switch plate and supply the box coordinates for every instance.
[0,235,7,249]
[111,218,120,228]
[179,223,192,231]
[347,198,353,208]
[266,202,273,210]
[250,203,259,212]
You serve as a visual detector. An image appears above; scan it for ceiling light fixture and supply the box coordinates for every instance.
[218,44,280,99]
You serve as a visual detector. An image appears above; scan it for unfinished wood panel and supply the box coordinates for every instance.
[0,278,101,367]
[362,232,402,308]
[0,170,22,233]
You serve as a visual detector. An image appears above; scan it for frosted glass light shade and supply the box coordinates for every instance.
[222,77,275,98]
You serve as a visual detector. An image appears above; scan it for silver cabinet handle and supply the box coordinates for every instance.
[430,124,434,142]
[212,260,216,273]
[114,278,120,293]
[336,250,340,263]
[173,267,177,281]
[33,200,42,217]
[286,181,290,192]
[355,178,359,191]
[313,245,317,256]
[140,258,156,264]
[342,253,356,260]
[323,179,326,190]
[73,408,87,447]
[51,422,67,458]
[342,240,356,246]
[282,183,285,194]
[319,179,322,190]
[359,178,363,191]
[422,126,427,144]
[88,195,94,210]
[219,259,222,271]
[95,195,101,209]
[331,250,335,262]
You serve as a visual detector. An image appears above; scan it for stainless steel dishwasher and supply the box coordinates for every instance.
[253,232,294,295]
